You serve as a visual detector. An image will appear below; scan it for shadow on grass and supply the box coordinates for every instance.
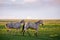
[0,34,60,40]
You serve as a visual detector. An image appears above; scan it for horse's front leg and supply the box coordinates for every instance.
[34,32,37,37]
[34,29,38,37]
[22,30,25,36]
[27,28,31,37]
[21,27,25,36]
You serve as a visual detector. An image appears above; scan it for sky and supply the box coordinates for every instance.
[0,0,60,19]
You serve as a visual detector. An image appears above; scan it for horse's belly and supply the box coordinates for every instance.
[28,26,37,30]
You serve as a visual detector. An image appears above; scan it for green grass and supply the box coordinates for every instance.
[0,25,60,40]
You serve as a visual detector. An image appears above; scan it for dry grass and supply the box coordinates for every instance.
[0,19,60,25]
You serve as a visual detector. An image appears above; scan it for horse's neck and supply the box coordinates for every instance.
[15,22,21,25]
[35,23,40,26]
[35,22,40,25]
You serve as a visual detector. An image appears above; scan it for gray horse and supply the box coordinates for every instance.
[23,20,44,36]
[6,20,25,32]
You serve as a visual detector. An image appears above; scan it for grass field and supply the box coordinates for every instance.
[0,19,60,40]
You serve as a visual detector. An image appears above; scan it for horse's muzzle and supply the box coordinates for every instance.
[42,24,44,26]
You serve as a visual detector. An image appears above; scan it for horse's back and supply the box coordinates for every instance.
[6,22,14,28]
[13,22,21,28]
[26,22,37,29]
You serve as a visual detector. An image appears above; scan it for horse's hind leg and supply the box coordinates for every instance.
[7,29,9,32]
[5,25,11,32]
[7,28,11,32]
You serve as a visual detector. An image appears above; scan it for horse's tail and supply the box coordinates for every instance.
[5,24,9,28]
[5,24,7,28]
[6,24,7,26]
[5,23,9,31]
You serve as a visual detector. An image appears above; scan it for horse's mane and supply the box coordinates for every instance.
[35,20,43,24]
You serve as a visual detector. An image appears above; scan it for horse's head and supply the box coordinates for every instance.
[20,20,25,24]
[20,20,25,33]
[36,20,44,26]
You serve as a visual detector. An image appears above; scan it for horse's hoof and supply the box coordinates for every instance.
[7,30,9,32]
[22,34,25,36]
[34,33,37,37]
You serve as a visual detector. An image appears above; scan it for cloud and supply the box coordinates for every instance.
[11,0,16,2]
[23,0,37,3]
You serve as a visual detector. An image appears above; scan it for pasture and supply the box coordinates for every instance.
[0,19,60,40]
